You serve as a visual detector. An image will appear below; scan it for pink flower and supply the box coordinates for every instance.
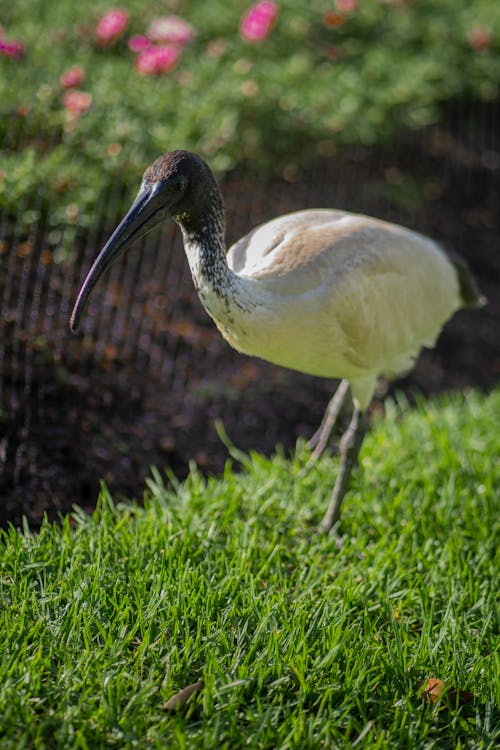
[469,27,492,50]
[95,9,128,45]
[60,65,85,89]
[240,2,279,43]
[62,90,92,116]
[147,16,194,46]
[336,0,357,11]
[135,45,180,75]
[128,34,151,53]
[0,38,24,59]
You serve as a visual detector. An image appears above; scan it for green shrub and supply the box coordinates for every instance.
[1,0,499,233]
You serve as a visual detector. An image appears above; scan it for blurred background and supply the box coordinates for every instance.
[1,1,499,526]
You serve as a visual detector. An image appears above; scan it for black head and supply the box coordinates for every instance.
[143,149,208,185]
[70,150,222,332]
[142,150,220,227]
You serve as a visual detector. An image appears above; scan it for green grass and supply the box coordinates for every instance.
[0,389,498,749]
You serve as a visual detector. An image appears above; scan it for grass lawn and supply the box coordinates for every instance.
[0,388,498,749]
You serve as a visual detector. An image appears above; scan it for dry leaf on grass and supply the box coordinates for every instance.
[162,680,204,712]
[420,677,474,706]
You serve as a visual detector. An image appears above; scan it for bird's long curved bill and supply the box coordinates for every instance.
[70,182,165,332]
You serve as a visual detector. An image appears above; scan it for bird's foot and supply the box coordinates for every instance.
[317,406,366,539]
[298,441,336,479]
[318,505,341,535]
[317,518,345,548]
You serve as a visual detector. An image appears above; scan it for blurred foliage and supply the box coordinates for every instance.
[1,0,500,236]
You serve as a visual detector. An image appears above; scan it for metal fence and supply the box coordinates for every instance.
[1,100,499,526]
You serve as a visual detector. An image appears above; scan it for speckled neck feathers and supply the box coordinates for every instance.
[180,192,233,295]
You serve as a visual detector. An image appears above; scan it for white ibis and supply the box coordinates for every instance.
[70,150,484,532]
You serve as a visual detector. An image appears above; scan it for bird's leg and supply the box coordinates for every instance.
[319,406,366,534]
[306,378,349,458]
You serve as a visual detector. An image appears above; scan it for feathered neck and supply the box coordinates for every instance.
[176,181,241,302]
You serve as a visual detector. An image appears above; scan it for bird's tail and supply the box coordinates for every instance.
[449,253,487,309]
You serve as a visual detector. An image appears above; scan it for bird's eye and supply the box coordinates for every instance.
[172,177,186,192]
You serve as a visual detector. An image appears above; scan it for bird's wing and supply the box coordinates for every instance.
[227,209,422,295]
[226,209,461,396]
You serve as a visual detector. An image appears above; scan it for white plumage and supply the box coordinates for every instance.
[71,151,483,533]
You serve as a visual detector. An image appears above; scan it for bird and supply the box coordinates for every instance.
[70,150,484,533]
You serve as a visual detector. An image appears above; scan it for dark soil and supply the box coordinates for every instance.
[1,103,499,528]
